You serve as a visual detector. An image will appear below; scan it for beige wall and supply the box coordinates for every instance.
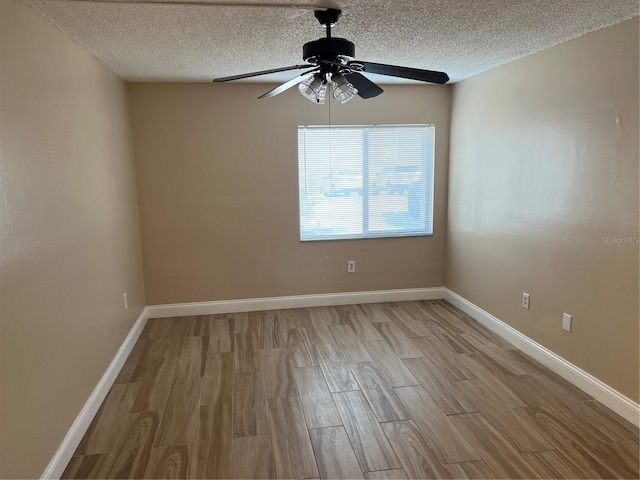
[129,83,451,305]
[447,19,639,401]
[0,1,146,477]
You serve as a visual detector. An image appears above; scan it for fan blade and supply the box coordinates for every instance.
[345,72,383,99]
[213,64,314,82]
[258,69,319,99]
[352,61,449,84]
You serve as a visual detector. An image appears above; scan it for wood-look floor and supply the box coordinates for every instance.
[63,300,640,479]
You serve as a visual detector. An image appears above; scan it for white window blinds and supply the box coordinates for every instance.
[298,125,435,241]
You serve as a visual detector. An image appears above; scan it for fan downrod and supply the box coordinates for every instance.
[303,8,353,68]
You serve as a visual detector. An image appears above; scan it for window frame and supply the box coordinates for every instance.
[298,124,435,242]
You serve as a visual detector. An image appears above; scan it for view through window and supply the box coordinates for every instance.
[298,124,435,241]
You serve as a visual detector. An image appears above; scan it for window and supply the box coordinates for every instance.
[298,124,435,241]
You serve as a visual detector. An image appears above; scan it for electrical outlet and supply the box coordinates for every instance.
[562,313,572,332]
[522,292,530,310]
[123,292,129,310]
[347,260,356,273]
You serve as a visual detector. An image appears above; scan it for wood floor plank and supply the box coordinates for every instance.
[269,315,290,348]
[191,402,232,479]
[155,377,201,447]
[444,460,498,479]
[460,333,528,375]
[138,318,156,341]
[395,386,480,464]
[363,340,419,387]
[607,439,640,478]
[286,327,318,367]
[521,450,582,479]
[357,303,393,323]
[501,375,615,447]
[143,318,176,339]
[301,308,336,345]
[208,317,234,353]
[506,350,593,403]
[403,356,476,415]
[349,362,411,422]
[232,312,250,333]
[456,351,520,380]
[277,308,304,329]
[330,324,373,363]
[306,316,337,345]
[184,315,210,337]
[382,420,452,479]
[232,434,276,479]
[396,301,431,322]
[100,411,159,478]
[454,315,516,351]
[176,336,207,377]
[332,390,401,472]
[432,299,468,317]
[261,348,298,399]
[201,352,233,405]
[456,370,526,409]
[384,306,431,337]
[371,322,423,358]
[417,301,476,336]
[144,445,189,479]
[233,371,269,438]
[448,412,545,479]
[426,321,476,355]
[147,322,187,359]
[571,400,640,443]
[345,308,384,341]
[75,383,139,455]
[310,426,365,479]
[335,304,358,324]
[115,340,149,384]
[267,396,319,479]
[131,357,179,413]
[234,331,261,374]
[292,366,342,429]
[308,305,341,326]
[61,455,107,479]
[497,373,573,411]
[514,405,639,479]
[315,343,360,392]
[259,314,277,349]
[455,379,553,454]
[410,336,474,381]
[363,469,408,479]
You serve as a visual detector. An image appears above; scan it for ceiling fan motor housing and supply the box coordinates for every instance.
[303,38,355,64]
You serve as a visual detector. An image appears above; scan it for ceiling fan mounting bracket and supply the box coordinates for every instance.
[314,8,342,28]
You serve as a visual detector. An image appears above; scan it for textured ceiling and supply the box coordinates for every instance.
[22,0,639,83]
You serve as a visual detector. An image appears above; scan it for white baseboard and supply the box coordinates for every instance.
[41,307,149,480]
[444,288,640,428]
[146,287,446,319]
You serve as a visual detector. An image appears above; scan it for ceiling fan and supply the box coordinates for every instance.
[213,8,449,103]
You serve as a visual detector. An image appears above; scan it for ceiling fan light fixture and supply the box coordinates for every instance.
[331,73,357,103]
[298,74,327,104]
